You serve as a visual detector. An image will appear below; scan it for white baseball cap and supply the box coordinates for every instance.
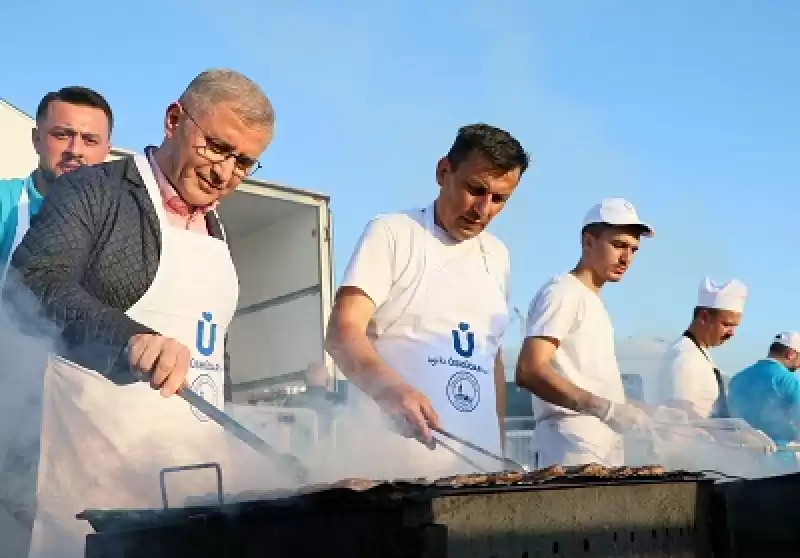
[774,332,800,353]
[581,198,654,237]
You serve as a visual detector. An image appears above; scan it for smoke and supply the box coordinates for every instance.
[0,267,63,557]
[217,390,489,506]
[0,262,487,557]
[621,405,800,480]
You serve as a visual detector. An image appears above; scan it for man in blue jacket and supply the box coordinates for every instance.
[0,86,113,280]
[728,331,800,445]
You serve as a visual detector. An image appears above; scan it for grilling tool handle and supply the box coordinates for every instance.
[433,427,524,470]
[432,436,488,472]
[177,386,310,482]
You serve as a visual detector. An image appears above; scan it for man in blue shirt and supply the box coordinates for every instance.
[728,331,800,444]
[0,86,113,280]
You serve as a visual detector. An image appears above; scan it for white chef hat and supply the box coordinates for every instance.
[774,332,800,353]
[581,198,654,237]
[696,277,748,313]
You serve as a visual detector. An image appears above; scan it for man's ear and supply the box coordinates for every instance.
[435,157,450,188]
[31,127,41,155]
[163,102,182,139]
[580,230,592,251]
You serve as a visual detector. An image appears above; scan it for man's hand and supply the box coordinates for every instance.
[128,334,191,397]
[584,397,651,434]
[606,402,652,434]
[376,383,441,445]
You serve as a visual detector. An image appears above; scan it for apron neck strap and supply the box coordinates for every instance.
[422,203,488,257]
[134,152,171,225]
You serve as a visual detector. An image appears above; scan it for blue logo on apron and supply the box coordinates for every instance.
[446,371,480,412]
[196,312,217,357]
[452,322,475,358]
[189,374,218,422]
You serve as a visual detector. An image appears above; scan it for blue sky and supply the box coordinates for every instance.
[2,0,799,373]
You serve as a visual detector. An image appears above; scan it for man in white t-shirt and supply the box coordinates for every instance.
[515,198,653,468]
[657,277,747,419]
[325,124,529,477]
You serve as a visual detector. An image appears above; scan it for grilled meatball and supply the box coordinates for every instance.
[610,466,634,477]
[435,473,491,487]
[632,465,666,476]
[331,478,379,491]
[488,471,525,485]
[571,463,611,477]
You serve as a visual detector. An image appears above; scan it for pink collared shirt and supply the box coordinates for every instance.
[146,149,216,235]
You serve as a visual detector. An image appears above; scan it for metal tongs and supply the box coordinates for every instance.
[430,427,526,472]
[178,385,311,484]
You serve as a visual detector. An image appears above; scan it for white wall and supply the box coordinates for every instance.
[231,208,321,310]
[227,208,326,391]
[227,293,324,386]
[0,100,37,179]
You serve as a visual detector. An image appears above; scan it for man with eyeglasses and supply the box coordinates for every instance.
[0,86,113,284]
[3,69,274,558]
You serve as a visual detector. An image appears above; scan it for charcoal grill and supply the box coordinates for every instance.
[712,471,800,558]
[81,466,715,558]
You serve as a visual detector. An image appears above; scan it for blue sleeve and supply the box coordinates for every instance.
[0,179,24,265]
[774,373,800,405]
[773,374,800,435]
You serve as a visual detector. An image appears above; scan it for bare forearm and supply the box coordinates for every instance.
[325,326,405,399]
[516,362,607,417]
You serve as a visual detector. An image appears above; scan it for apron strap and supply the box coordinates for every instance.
[133,153,171,224]
[683,331,730,418]
[372,205,500,337]
[211,209,228,243]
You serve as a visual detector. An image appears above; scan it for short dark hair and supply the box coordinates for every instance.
[582,223,611,238]
[769,342,791,358]
[36,86,113,134]
[445,123,529,174]
[693,306,719,320]
[581,222,648,239]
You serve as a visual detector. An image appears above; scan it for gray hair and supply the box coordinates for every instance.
[179,69,275,129]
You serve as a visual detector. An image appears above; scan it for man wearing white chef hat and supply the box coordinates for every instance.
[516,197,654,467]
[656,277,748,419]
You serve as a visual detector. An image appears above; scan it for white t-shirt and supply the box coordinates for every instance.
[524,273,626,420]
[656,336,719,419]
[340,207,511,329]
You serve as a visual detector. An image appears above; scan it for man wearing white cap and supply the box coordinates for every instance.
[656,277,748,420]
[727,332,800,444]
[516,198,654,467]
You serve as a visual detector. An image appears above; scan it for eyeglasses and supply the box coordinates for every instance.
[180,104,262,177]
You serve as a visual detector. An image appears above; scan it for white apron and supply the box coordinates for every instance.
[358,206,509,479]
[1,181,30,283]
[532,414,624,468]
[27,155,239,558]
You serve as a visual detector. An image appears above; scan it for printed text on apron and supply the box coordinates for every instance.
[364,205,510,476]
